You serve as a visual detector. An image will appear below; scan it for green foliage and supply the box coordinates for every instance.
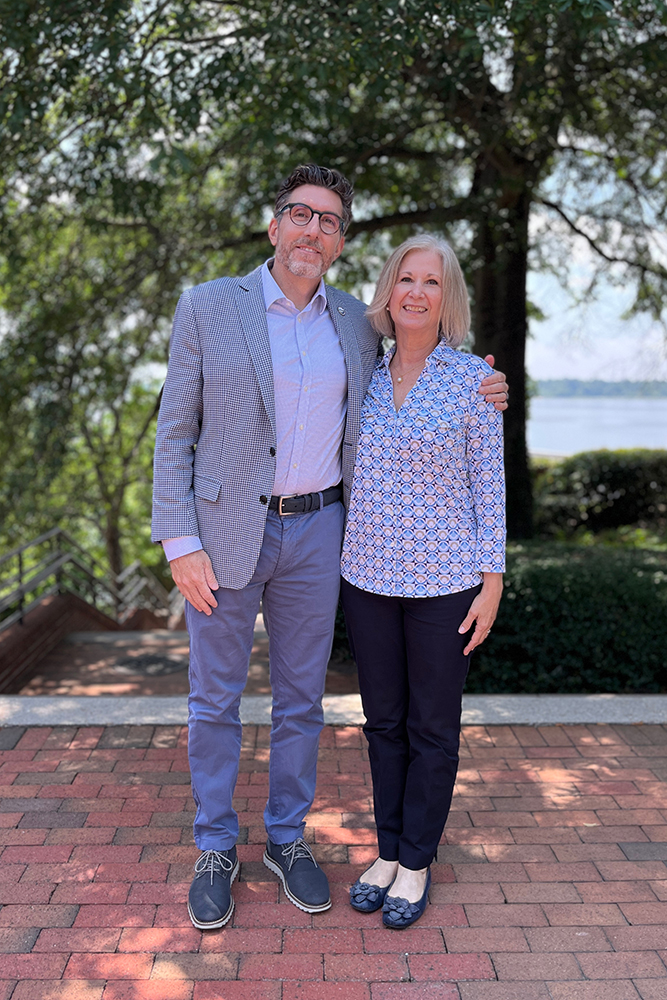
[335,544,667,693]
[0,164,260,575]
[534,449,667,536]
[2,0,667,554]
[2,1,667,299]
[0,377,169,581]
[470,544,667,693]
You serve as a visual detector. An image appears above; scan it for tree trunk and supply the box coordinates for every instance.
[104,511,124,617]
[471,164,534,539]
[105,513,124,578]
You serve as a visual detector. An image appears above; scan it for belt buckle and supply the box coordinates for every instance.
[277,494,299,516]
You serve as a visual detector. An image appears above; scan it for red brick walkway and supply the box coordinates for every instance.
[1,723,667,999]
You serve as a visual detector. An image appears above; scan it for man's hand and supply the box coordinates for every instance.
[170,549,219,615]
[480,354,508,411]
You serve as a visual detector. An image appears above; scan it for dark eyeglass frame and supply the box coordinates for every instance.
[276,202,345,235]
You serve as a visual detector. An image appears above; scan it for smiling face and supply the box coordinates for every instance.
[268,183,345,280]
[387,249,444,342]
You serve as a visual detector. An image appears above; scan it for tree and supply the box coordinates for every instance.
[0,212,170,574]
[2,0,666,541]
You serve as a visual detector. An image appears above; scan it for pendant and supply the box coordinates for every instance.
[396,376,403,383]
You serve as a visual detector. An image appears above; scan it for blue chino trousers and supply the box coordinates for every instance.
[186,502,345,850]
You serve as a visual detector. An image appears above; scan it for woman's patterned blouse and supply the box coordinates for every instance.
[341,339,506,598]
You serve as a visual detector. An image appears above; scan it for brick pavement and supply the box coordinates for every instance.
[1,722,667,999]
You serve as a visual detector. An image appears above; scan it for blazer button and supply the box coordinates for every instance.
[259,495,268,504]
[269,447,276,457]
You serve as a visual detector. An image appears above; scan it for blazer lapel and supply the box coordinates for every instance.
[326,286,363,443]
[236,267,276,436]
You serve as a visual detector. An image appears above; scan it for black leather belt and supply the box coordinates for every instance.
[269,484,343,516]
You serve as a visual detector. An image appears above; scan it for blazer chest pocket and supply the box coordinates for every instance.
[193,474,223,502]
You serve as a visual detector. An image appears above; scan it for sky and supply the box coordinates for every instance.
[527,272,667,382]
[526,229,667,382]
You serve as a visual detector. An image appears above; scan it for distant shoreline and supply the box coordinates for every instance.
[535,380,667,398]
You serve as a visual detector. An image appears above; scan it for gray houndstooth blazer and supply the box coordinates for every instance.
[152,264,380,590]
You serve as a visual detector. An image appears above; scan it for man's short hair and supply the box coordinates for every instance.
[274,164,354,233]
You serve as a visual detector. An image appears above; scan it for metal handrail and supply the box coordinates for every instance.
[0,528,173,633]
[0,527,111,576]
[0,527,62,568]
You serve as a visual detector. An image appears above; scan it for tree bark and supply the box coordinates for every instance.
[105,513,124,579]
[471,163,534,539]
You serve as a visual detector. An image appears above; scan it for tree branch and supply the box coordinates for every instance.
[349,124,430,166]
[131,203,471,253]
[537,197,667,279]
[197,228,271,252]
[362,146,455,163]
[83,215,163,240]
[346,204,469,240]
[123,387,164,472]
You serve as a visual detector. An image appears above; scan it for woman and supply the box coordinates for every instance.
[341,234,505,929]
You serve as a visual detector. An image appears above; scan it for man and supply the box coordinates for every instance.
[152,164,508,930]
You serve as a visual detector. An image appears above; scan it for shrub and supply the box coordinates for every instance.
[334,545,667,693]
[470,544,667,693]
[534,449,667,536]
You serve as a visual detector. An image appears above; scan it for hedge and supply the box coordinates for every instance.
[470,544,667,693]
[334,544,667,694]
[534,449,667,536]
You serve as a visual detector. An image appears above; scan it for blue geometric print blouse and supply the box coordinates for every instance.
[340,339,506,598]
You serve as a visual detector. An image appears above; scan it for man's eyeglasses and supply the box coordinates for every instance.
[277,203,344,236]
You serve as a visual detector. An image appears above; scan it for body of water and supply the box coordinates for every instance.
[527,397,667,456]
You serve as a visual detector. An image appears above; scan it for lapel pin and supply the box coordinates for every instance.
[337,306,346,315]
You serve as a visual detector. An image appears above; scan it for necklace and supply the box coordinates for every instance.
[391,358,428,384]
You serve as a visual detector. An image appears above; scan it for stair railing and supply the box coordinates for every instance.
[0,528,174,633]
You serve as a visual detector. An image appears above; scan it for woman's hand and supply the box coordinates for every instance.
[458,573,503,655]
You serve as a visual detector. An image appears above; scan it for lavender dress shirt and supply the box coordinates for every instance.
[162,260,348,563]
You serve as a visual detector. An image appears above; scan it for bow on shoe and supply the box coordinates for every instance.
[350,881,383,906]
[383,895,421,921]
[193,849,236,884]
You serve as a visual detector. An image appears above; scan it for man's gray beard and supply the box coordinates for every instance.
[277,245,328,279]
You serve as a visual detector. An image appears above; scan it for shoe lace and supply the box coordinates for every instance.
[194,849,235,884]
[281,838,319,871]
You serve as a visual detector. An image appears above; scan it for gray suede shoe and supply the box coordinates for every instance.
[188,847,239,930]
[263,837,331,913]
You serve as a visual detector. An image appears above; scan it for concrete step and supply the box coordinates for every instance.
[13,615,358,697]
[2,692,667,726]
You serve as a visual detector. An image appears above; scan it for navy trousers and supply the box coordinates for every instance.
[340,579,481,870]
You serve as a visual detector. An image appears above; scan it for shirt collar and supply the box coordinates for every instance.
[382,337,458,369]
[261,259,327,315]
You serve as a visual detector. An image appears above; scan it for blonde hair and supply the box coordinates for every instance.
[366,235,471,347]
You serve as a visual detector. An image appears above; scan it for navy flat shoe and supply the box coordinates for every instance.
[349,878,393,913]
[382,868,431,929]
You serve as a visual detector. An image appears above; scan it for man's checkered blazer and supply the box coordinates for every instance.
[151,264,380,590]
